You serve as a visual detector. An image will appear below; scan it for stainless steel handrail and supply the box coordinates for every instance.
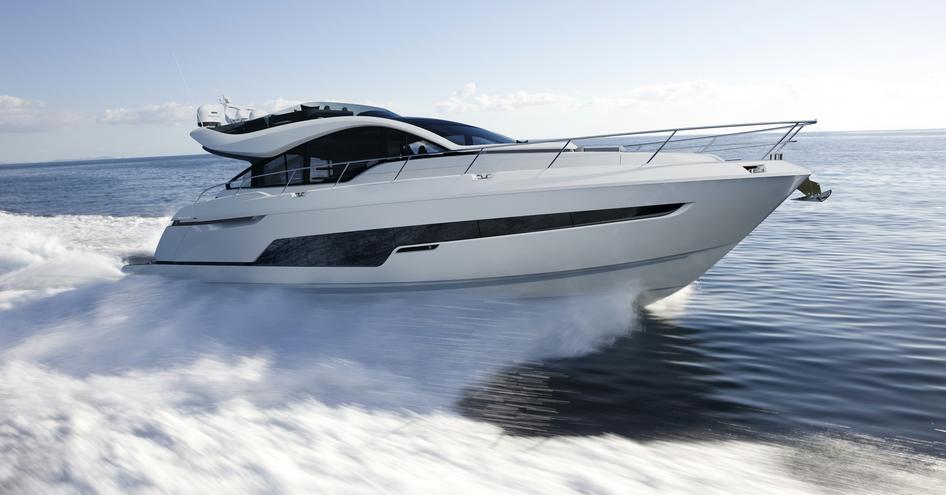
[462,148,486,174]
[280,169,298,194]
[646,130,677,164]
[192,119,816,203]
[513,119,816,147]
[546,139,572,169]
[608,123,798,150]
[334,162,351,188]
[392,155,412,181]
[195,165,316,203]
[761,124,800,159]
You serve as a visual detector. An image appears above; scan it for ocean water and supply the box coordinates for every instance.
[1,131,945,493]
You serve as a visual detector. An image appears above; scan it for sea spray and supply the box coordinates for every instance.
[0,209,643,415]
[1,209,945,493]
[5,357,941,494]
[0,276,640,409]
[0,211,167,309]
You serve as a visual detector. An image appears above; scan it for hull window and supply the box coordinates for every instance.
[256,229,396,267]
[251,203,684,267]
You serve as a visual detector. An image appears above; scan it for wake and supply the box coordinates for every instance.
[0,210,638,409]
[5,211,940,494]
[0,211,167,309]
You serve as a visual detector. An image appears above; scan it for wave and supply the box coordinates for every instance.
[0,210,647,491]
[0,210,168,309]
[4,210,940,493]
[0,210,638,406]
[4,352,943,494]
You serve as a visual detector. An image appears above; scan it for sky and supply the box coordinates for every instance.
[1,0,945,163]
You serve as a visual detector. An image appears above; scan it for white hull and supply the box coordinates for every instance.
[125,243,735,305]
[125,157,808,302]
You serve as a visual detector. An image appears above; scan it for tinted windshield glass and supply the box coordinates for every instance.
[396,118,514,146]
[230,126,446,188]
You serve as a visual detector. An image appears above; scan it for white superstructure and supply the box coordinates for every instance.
[124,100,827,303]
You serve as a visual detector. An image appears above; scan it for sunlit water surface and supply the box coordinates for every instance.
[1,131,945,493]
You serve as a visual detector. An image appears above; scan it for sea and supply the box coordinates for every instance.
[1,130,944,493]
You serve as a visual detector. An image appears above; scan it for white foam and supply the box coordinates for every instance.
[0,211,167,309]
[0,276,635,410]
[4,358,943,494]
[2,210,943,494]
[0,210,635,411]
[645,283,696,320]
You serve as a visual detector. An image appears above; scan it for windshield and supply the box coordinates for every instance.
[395,117,514,146]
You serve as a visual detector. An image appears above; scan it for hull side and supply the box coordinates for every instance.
[125,243,735,302]
[125,170,803,301]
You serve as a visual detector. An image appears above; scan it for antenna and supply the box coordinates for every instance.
[171,52,191,101]
[213,96,260,124]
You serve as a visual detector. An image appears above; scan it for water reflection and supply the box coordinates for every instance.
[459,310,770,441]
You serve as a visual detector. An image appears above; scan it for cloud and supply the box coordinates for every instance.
[434,80,729,114]
[589,80,722,108]
[0,95,42,109]
[98,102,195,125]
[435,80,798,116]
[437,83,574,113]
[243,98,301,114]
[0,95,83,133]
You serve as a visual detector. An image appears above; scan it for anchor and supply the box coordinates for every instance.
[793,178,832,202]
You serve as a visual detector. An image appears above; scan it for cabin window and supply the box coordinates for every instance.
[307,127,443,166]
[227,168,252,189]
[309,157,331,181]
[394,118,514,146]
[250,154,305,187]
[471,135,501,146]
[285,153,306,184]
[256,155,288,187]
[306,127,444,183]
[238,126,445,188]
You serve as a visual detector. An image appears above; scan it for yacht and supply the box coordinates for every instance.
[123,98,828,303]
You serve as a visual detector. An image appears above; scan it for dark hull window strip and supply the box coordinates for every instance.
[248,203,684,267]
